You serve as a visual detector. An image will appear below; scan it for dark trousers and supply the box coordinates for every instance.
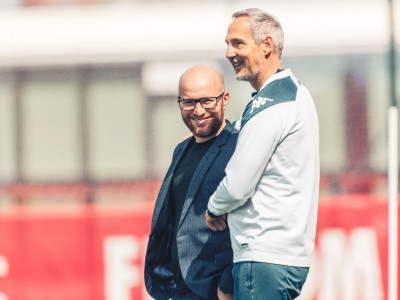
[233,261,309,300]
[172,290,217,300]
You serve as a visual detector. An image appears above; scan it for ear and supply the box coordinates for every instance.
[262,36,274,56]
[222,91,230,110]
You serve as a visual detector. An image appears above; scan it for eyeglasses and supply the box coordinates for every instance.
[177,91,225,111]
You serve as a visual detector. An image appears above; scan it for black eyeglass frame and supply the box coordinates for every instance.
[177,91,225,111]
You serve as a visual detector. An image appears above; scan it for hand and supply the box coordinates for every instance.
[205,211,227,231]
[217,287,233,300]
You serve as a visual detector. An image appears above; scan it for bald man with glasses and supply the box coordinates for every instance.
[145,65,238,300]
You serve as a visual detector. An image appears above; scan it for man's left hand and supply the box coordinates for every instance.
[205,211,227,231]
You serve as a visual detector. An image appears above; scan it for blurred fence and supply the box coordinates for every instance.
[0,180,162,205]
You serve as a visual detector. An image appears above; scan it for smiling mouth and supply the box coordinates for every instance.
[231,60,243,71]
[193,118,209,125]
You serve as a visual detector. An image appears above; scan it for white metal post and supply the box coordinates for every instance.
[388,106,398,300]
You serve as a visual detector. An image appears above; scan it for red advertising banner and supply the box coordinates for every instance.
[299,195,395,300]
[0,203,152,300]
[0,195,398,300]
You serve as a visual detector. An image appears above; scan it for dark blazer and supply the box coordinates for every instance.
[144,122,238,300]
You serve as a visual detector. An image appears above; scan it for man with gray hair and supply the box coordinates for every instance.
[206,8,320,299]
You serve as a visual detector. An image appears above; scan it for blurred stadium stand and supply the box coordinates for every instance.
[0,0,398,206]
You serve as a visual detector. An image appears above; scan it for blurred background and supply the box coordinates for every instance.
[0,0,399,299]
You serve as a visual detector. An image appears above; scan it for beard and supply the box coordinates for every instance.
[235,65,259,82]
[235,71,256,82]
[232,58,262,83]
[182,111,224,140]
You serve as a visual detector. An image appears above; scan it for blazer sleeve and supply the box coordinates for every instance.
[218,263,234,294]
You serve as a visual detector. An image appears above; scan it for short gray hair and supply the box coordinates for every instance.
[232,8,284,58]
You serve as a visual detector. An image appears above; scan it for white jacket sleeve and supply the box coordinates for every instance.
[208,103,292,216]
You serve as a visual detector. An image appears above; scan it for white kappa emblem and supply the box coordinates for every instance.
[250,97,274,113]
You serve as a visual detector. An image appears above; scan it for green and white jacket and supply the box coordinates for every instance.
[208,69,320,267]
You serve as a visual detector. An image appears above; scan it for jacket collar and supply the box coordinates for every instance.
[177,121,233,229]
[150,121,234,232]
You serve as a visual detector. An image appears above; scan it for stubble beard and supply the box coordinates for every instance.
[235,65,258,83]
[233,58,262,83]
[236,72,255,82]
[183,112,224,140]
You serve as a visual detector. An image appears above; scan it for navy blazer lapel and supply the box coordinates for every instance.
[178,123,234,229]
[151,137,193,232]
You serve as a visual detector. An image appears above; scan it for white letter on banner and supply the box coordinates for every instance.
[0,255,9,300]
[317,229,346,300]
[103,236,139,300]
[317,228,384,300]
[343,228,384,300]
[141,236,154,300]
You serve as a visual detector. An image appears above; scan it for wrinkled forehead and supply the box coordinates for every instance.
[225,16,253,41]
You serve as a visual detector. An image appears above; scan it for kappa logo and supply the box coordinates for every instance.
[250,96,274,113]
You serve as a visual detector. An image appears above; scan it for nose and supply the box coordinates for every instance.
[193,101,206,115]
[226,44,235,59]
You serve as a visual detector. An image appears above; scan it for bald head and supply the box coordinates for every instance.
[178,65,230,143]
[179,65,225,99]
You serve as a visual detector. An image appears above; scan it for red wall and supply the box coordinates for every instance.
[0,195,398,300]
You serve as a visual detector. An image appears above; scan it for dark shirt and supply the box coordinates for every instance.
[169,137,216,295]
